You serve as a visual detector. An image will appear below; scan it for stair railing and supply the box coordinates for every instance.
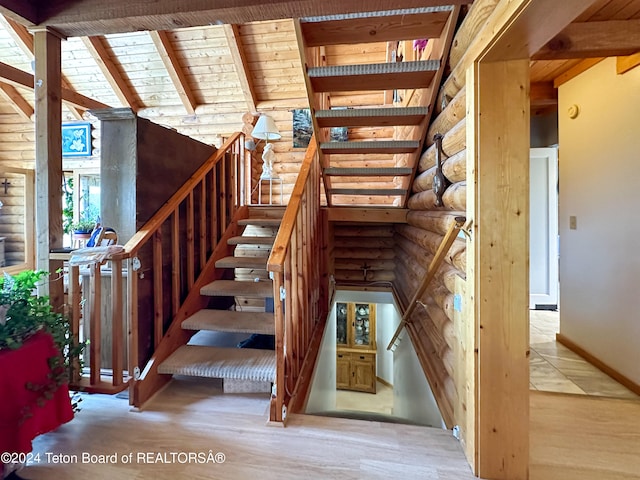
[387,216,466,350]
[62,133,248,397]
[267,134,328,422]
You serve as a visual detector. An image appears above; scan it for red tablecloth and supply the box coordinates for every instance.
[0,331,74,455]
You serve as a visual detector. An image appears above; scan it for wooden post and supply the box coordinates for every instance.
[33,28,64,306]
[467,59,530,480]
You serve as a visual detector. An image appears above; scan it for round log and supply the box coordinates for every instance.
[334,270,395,282]
[448,0,500,80]
[442,181,466,211]
[406,210,465,236]
[418,118,466,172]
[426,86,466,147]
[442,149,466,183]
[413,165,436,193]
[396,224,466,267]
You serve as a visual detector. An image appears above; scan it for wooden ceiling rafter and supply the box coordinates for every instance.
[0,60,109,110]
[149,30,198,115]
[0,14,85,119]
[0,81,33,120]
[81,35,140,112]
[223,24,258,113]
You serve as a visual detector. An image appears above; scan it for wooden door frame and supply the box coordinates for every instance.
[463,1,602,478]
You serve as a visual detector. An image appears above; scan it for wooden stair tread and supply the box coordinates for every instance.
[324,167,412,176]
[315,107,427,127]
[300,7,453,47]
[158,345,275,382]
[215,256,268,270]
[182,310,275,335]
[308,60,439,92]
[200,280,273,297]
[228,236,276,246]
[238,218,281,227]
[329,188,407,196]
[320,140,419,154]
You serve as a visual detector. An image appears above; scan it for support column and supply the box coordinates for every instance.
[467,58,530,480]
[34,28,63,307]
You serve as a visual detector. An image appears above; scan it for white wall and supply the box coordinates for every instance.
[304,305,337,413]
[558,57,640,384]
[393,330,445,428]
[376,303,400,384]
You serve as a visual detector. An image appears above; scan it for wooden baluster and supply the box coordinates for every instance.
[90,262,101,385]
[186,191,195,289]
[153,230,164,348]
[171,209,180,316]
[199,179,207,270]
[127,257,139,404]
[111,258,123,387]
[68,264,81,384]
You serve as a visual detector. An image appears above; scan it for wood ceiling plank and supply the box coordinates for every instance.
[534,19,640,60]
[223,24,257,113]
[529,81,557,107]
[149,30,198,115]
[0,82,33,121]
[81,36,140,111]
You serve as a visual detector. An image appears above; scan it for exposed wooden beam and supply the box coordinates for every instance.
[81,36,139,111]
[553,57,604,87]
[149,30,197,115]
[223,24,257,113]
[617,52,640,75]
[326,207,408,223]
[483,0,603,61]
[0,1,37,25]
[27,0,472,37]
[0,60,109,110]
[0,82,33,121]
[533,20,640,60]
[33,28,64,308]
[530,81,557,108]
[0,15,85,119]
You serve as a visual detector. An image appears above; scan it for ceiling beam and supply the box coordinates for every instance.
[21,0,472,37]
[0,14,85,119]
[223,24,257,113]
[81,36,140,112]
[0,81,33,121]
[0,60,109,110]
[529,81,557,108]
[533,20,640,60]
[0,1,37,25]
[617,52,640,75]
[149,30,197,115]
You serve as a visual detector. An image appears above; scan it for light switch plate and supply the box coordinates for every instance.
[569,216,577,230]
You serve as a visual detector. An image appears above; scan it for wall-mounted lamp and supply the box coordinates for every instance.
[251,115,281,180]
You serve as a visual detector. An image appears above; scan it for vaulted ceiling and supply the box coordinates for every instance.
[0,0,638,161]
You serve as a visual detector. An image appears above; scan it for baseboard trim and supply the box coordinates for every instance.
[376,376,393,388]
[556,333,640,397]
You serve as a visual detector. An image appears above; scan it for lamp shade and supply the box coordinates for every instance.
[251,115,281,141]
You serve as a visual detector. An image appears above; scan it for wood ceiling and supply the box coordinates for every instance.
[0,0,637,166]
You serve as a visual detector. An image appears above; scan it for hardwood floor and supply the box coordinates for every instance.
[25,376,475,480]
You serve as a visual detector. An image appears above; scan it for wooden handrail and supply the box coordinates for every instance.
[122,132,243,256]
[60,132,246,398]
[387,216,466,350]
[267,134,317,272]
[266,134,328,422]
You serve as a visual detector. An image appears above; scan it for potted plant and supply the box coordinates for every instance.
[0,270,85,401]
[71,218,96,234]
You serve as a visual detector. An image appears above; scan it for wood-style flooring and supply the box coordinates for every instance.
[25,376,475,480]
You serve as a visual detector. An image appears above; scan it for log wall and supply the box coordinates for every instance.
[331,223,396,284]
[395,0,499,460]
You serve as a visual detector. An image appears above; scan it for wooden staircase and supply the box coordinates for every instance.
[295,6,460,207]
[157,206,284,393]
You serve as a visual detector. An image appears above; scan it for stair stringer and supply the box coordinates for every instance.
[132,205,250,408]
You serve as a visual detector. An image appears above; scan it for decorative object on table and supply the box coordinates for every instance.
[432,133,450,207]
[61,122,92,157]
[251,114,281,180]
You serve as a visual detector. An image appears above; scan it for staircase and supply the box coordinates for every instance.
[295,6,460,207]
[157,206,284,393]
